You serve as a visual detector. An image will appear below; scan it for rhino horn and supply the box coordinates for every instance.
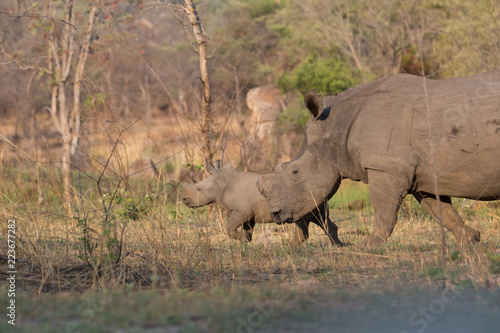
[214,159,221,169]
[205,160,219,175]
[256,174,272,198]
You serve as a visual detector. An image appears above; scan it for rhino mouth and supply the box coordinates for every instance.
[182,197,200,208]
[270,209,293,224]
[182,196,213,208]
[182,197,193,206]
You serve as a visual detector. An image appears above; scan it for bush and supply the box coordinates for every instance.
[278,53,362,96]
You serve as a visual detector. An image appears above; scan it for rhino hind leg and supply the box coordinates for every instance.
[242,220,256,242]
[415,193,480,245]
[359,170,407,248]
[227,228,253,242]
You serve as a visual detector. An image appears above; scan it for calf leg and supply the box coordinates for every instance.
[226,212,253,242]
[359,170,408,248]
[242,220,256,242]
[414,193,480,244]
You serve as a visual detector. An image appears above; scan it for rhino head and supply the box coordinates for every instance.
[181,160,226,207]
[257,91,342,223]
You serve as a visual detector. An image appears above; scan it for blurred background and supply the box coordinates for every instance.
[2,0,499,184]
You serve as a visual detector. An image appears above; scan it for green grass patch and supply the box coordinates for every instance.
[329,180,371,212]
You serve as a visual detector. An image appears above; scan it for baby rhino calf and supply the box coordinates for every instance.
[182,161,345,246]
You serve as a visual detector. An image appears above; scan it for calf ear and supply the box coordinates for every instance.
[275,161,290,173]
[205,160,219,176]
[214,159,221,170]
[304,90,324,120]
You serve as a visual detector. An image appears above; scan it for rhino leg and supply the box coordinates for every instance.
[415,193,480,245]
[243,220,256,242]
[316,217,346,246]
[359,170,407,248]
[226,212,253,242]
[294,206,347,246]
[291,220,309,245]
[308,208,346,246]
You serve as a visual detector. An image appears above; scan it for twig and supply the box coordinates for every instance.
[418,31,447,267]
[0,134,36,162]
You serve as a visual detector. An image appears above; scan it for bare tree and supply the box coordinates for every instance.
[298,0,441,78]
[149,0,214,165]
[297,0,365,72]
[1,0,98,210]
[44,0,97,208]
[182,1,213,165]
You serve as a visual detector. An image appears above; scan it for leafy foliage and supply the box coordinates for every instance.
[431,0,500,77]
[102,189,156,221]
[278,53,362,96]
[246,0,282,18]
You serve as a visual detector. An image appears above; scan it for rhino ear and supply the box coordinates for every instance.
[214,159,221,169]
[304,90,324,120]
[205,160,219,176]
[275,161,290,173]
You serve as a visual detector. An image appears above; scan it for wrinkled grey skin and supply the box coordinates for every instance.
[258,70,500,247]
[182,161,345,245]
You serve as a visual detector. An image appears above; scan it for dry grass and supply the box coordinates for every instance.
[2,172,499,295]
[0,168,499,332]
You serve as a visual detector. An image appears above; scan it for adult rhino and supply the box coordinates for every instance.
[181,161,346,246]
[257,70,500,247]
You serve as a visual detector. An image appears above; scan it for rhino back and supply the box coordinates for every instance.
[343,71,500,199]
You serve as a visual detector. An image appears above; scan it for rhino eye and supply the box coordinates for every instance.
[196,186,201,191]
[292,170,298,175]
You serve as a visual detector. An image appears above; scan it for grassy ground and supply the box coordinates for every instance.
[1,285,500,333]
[1,169,500,332]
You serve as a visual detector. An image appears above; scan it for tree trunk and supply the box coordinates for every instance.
[183,0,213,165]
[58,84,73,207]
[233,66,241,113]
[62,136,72,209]
[139,79,152,126]
[73,6,97,154]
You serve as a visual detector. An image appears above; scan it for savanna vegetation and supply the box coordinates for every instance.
[1,0,499,332]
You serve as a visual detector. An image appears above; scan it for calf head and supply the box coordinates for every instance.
[181,161,225,208]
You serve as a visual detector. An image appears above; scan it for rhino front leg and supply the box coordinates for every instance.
[414,193,480,245]
[359,170,407,248]
[316,217,346,246]
[291,220,310,245]
[308,207,346,246]
[226,212,253,242]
